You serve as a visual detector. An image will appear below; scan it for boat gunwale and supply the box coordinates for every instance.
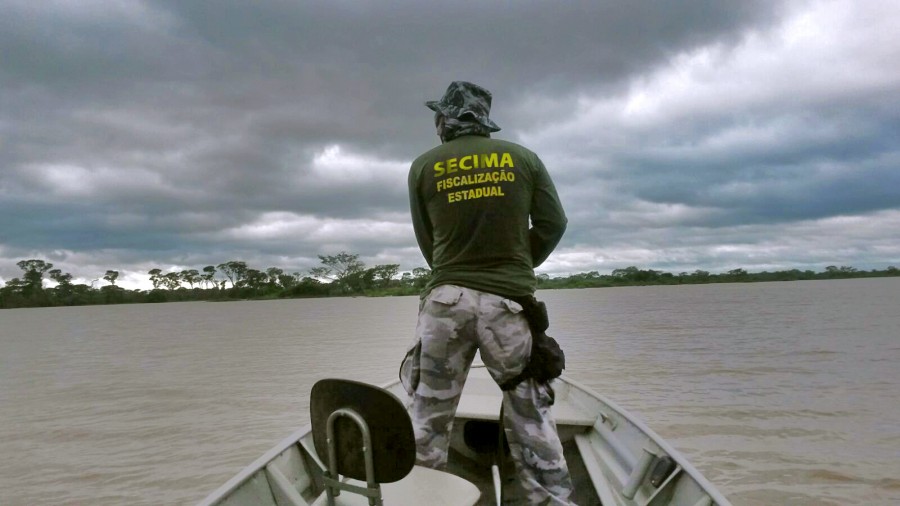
[558,375,733,506]
[196,373,732,506]
[196,423,314,506]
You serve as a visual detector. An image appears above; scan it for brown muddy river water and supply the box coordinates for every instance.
[2,278,898,505]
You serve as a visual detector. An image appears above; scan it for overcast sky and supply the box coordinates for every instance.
[2,0,898,290]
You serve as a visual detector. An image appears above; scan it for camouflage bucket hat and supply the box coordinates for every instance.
[426,81,501,132]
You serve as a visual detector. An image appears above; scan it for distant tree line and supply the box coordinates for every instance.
[535,265,900,289]
[0,254,430,309]
[1,255,898,309]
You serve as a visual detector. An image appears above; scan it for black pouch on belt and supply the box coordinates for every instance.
[516,295,550,333]
[500,296,565,391]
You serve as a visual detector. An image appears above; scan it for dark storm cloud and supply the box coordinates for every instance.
[1,0,898,287]
[517,0,900,277]
[619,109,900,224]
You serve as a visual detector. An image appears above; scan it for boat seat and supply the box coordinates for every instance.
[310,379,480,506]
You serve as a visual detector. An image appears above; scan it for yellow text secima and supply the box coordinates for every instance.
[433,152,514,177]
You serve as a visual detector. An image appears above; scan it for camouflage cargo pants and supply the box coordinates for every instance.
[408,284,575,505]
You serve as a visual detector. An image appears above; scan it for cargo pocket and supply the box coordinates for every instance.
[428,284,463,306]
[422,285,464,359]
[399,337,422,396]
[500,298,524,314]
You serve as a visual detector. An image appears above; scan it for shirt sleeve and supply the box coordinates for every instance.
[529,155,567,268]
[408,162,434,268]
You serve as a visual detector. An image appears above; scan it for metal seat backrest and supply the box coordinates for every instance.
[310,378,416,484]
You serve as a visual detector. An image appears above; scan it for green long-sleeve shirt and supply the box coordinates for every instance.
[408,135,567,298]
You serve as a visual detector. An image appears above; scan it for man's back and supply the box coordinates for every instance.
[406,81,575,505]
[409,135,566,298]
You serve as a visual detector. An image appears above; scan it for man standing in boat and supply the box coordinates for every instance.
[406,81,574,504]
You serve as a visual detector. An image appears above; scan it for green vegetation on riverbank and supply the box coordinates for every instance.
[2,254,898,309]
